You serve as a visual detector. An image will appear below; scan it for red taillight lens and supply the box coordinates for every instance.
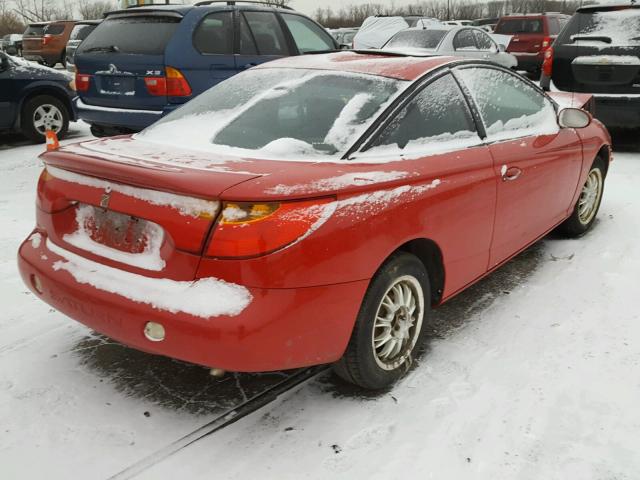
[75,73,92,92]
[541,36,552,51]
[206,198,333,258]
[144,76,167,96]
[41,34,52,46]
[542,47,553,77]
[166,66,192,97]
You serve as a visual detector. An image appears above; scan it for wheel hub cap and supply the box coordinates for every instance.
[578,168,603,225]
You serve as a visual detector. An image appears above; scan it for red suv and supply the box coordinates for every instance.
[495,13,569,76]
[22,20,76,67]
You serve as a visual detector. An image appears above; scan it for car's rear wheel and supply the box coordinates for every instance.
[21,95,69,143]
[333,252,430,390]
[558,156,606,237]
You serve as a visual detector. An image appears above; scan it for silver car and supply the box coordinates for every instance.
[383,26,517,69]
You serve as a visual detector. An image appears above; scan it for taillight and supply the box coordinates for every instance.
[541,36,552,51]
[41,34,52,46]
[75,73,92,92]
[144,76,167,96]
[166,66,192,96]
[542,47,553,77]
[144,67,191,97]
[206,198,333,258]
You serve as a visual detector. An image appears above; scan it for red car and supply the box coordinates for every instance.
[18,53,611,389]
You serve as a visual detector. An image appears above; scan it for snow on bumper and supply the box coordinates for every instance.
[18,231,367,371]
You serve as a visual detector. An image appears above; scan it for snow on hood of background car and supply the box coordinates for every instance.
[7,55,72,80]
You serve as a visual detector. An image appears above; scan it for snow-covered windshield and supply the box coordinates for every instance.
[559,8,640,46]
[139,68,405,160]
[384,30,447,49]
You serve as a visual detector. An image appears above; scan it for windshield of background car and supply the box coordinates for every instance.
[385,30,447,49]
[557,9,640,46]
[495,18,543,34]
[77,15,180,55]
[138,68,406,159]
[24,25,45,36]
[69,24,97,41]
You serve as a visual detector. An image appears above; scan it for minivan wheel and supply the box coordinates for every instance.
[333,252,430,390]
[558,156,606,237]
[21,95,69,143]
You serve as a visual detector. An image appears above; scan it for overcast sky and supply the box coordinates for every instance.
[289,0,416,16]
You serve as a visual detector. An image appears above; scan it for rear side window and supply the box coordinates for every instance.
[77,15,181,55]
[45,24,66,35]
[69,24,97,42]
[473,30,495,50]
[193,11,233,54]
[24,25,45,36]
[239,14,257,54]
[457,67,558,140]
[385,30,447,49]
[453,30,477,50]
[495,18,543,34]
[558,9,640,46]
[243,11,288,55]
[281,13,334,53]
[368,73,477,152]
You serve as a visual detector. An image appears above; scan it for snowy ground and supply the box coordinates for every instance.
[1,123,639,479]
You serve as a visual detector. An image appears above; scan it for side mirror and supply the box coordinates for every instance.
[558,108,592,129]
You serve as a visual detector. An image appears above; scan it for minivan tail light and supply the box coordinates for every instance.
[542,47,553,77]
[165,66,192,97]
[41,34,53,46]
[75,73,92,92]
[206,198,333,258]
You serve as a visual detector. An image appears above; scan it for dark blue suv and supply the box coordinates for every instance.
[74,1,338,137]
[0,52,75,142]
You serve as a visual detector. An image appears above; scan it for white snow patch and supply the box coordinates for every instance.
[29,232,42,248]
[266,171,412,195]
[47,238,251,318]
[62,205,166,271]
[221,205,249,222]
[357,131,482,161]
[46,165,219,219]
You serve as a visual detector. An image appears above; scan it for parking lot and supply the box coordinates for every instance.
[1,121,639,478]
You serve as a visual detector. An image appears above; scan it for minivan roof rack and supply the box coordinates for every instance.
[194,0,293,9]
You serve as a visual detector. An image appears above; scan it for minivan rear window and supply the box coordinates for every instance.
[24,25,45,36]
[77,15,181,55]
[70,24,98,41]
[45,24,66,35]
[495,19,543,34]
[558,9,640,46]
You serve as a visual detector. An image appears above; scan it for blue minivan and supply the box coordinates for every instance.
[73,1,339,136]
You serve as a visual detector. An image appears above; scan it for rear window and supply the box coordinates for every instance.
[45,24,66,35]
[138,68,405,159]
[558,9,640,46]
[70,24,97,41]
[24,25,45,36]
[77,15,181,55]
[385,30,447,49]
[495,18,543,34]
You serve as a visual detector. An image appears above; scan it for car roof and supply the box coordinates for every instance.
[253,51,459,81]
[106,2,297,17]
[576,3,640,12]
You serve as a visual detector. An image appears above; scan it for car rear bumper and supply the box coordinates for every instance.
[512,52,543,71]
[74,97,169,131]
[18,231,367,372]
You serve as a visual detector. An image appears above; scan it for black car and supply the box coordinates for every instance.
[0,52,75,142]
[540,4,640,128]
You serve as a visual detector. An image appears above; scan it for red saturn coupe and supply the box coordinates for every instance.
[18,52,611,389]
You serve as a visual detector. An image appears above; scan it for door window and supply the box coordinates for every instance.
[367,73,479,153]
[473,30,496,51]
[243,11,288,55]
[193,12,234,55]
[239,14,258,55]
[453,29,477,50]
[457,67,558,140]
[281,13,334,53]
[45,24,65,35]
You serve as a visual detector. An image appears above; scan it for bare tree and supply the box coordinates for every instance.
[13,0,74,23]
[0,0,25,36]
[76,0,116,20]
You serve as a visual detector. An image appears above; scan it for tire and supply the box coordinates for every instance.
[20,95,69,143]
[558,156,606,237]
[333,252,430,390]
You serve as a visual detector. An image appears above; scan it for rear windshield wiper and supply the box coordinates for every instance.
[570,35,612,44]
[83,45,120,53]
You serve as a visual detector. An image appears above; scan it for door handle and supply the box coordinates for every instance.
[502,166,522,181]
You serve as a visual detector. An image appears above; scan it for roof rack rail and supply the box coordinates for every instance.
[194,0,293,9]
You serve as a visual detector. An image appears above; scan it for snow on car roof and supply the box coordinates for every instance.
[253,51,458,81]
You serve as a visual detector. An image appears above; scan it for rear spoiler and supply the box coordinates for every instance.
[547,92,595,115]
[104,9,185,19]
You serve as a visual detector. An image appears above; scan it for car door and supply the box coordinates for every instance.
[0,54,16,128]
[472,29,514,68]
[235,10,291,71]
[455,66,583,268]
[452,28,481,59]
[189,11,237,86]
[355,72,497,297]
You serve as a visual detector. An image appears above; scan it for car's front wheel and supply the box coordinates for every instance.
[333,252,430,390]
[558,156,606,237]
[21,95,69,143]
